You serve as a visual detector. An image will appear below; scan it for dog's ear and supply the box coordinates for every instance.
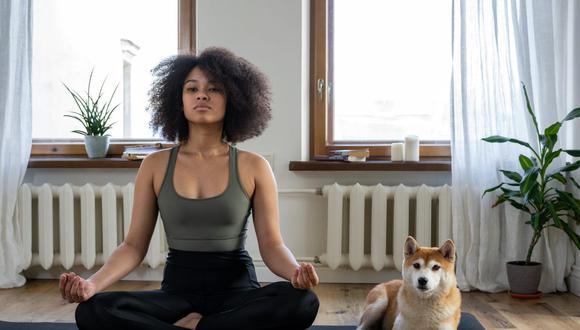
[439,239,455,262]
[404,236,419,258]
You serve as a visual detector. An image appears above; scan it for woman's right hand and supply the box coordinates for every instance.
[59,272,97,303]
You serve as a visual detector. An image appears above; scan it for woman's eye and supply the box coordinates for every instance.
[432,265,441,271]
[413,263,420,269]
[186,87,196,92]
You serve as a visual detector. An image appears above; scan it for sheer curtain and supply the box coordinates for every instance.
[0,0,32,288]
[451,0,578,292]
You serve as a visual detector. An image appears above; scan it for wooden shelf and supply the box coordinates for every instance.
[289,157,451,171]
[29,156,451,171]
[28,156,142,169]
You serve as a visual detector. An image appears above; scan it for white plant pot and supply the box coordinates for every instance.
[84,135,110,158]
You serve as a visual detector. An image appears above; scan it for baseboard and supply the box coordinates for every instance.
[567,264,580,297]
[22,262,400,285]
[254,263,400,283]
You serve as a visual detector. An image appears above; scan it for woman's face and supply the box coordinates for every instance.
[182,67,227,125]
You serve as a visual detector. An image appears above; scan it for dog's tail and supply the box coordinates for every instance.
[356,296,389,330]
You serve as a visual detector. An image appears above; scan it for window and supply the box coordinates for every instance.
[310,0,452,159]
[31,0,195,152]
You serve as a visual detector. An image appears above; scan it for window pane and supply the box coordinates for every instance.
[332,0,452,142]
[32,0,177,139]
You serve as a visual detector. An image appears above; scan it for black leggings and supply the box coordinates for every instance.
[75,249,319,330]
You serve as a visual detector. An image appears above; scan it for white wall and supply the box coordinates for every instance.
[23,0,452,283]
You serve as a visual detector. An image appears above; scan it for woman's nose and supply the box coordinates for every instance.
[196,93,209,100]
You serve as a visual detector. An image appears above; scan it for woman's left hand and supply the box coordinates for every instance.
[290,262,319,289]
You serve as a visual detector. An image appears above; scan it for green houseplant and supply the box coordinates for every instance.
[63,69,119,158]
[482,84,580,296]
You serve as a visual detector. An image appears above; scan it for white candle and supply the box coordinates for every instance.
[391,143,404,161]
[404,135,420,162]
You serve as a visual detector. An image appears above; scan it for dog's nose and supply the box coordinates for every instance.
[418,277,428,286]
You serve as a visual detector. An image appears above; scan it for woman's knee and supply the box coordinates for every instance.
[274,282,320,326]
[75,298,100,329]
[74,292,119,329]
[295,288,320,325]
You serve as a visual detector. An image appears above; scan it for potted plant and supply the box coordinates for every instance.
[63,69,119,158]
[482,83,580,297]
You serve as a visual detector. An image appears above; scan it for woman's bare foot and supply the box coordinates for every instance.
[174,312,202,329]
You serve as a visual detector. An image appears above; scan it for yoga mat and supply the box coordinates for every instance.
[0,312,484,329]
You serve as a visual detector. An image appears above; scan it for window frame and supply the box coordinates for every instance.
[309,0,451,160]
[30,0,196,156]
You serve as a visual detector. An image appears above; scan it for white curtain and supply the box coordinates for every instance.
[451,0,578,292]
[0,0,33,288]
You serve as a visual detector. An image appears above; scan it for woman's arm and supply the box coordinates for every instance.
[251,155,319,288]
[60,153,161,302]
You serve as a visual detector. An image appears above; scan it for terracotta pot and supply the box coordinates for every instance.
[506,261,542,294]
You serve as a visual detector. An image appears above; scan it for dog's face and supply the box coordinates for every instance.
[401,236,456,297]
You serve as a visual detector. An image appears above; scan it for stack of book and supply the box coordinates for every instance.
[122,143,165,160]
[328,149,370,162]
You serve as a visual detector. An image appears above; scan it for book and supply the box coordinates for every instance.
[122,143,164,160]
[328,149,370,162]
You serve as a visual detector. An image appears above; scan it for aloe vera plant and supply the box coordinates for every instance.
[63,69,119,136]
[482,84,580,264]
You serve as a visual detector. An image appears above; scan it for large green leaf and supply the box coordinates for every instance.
[544,149,562,167]
[550,218,580,250]
[492,195,509,208]
[559,222,580,249]
[569,176,580,190]
[563,149,580,157]
[545,134,557,151]
[510,200,530,213]
[563,107,580,122]
[520,167,540,196]
[500,187,522,198]
[500,170,522,183]
[549,172,567,184]
[556,160,580,173]
[545,122,562,135]
[483,183,505,197]
[556,190,580,217]
[522,182,540,208]
[519,155,533,171]
[522,84,540,136]
[547,202,561,226]
[482,136,533,149]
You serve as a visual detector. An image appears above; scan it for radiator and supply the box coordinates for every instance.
[319,183,452,271]
[16,183,167,270]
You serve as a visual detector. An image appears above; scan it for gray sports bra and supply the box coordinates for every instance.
[157,144,252,252]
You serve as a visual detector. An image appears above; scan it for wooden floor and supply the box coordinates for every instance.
[1,280,580,329]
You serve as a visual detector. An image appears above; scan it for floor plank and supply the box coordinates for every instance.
[1,280,580,329]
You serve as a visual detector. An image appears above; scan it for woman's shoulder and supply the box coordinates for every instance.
[138,147,174,172]
[236,148,269,167]
[236,147,273,174]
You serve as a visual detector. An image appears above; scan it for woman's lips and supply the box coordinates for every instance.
[194,105,211,111]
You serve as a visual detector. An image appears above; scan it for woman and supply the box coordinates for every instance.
[59,47,320,330]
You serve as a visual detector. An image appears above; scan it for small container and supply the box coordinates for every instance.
[404,135,419,162]
[391,142,404,161]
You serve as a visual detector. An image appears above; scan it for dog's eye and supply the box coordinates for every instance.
[432,265,441,271]
[413,263,420,269]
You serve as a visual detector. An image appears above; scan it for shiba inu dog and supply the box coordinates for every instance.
[357,236,461,330]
